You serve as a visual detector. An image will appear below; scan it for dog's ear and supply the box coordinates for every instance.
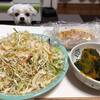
[29,5,38,15]
[7,5,15,16]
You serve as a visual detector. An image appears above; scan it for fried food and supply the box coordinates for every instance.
[57,29,95,48]
[58,29,94,40]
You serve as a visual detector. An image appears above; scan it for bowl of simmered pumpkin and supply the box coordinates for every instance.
[69,42,100,90]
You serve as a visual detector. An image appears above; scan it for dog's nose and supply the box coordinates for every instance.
[20,17,25,21]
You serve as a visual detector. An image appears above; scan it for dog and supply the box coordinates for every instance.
[8,4,37,25]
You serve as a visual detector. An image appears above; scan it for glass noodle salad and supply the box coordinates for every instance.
[0,30,64,95]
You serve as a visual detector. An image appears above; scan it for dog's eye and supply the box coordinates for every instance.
[15,13,19,17]
[25,13,30,17]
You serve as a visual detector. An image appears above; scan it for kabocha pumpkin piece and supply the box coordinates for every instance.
[81,48,99,62]
[74,60,94,74]
[94,58,100,81]
[75,48,100,80]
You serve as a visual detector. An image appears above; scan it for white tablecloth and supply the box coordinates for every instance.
[0,25,100,98]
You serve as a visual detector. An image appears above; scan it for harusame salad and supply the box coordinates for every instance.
[0,31,64,95]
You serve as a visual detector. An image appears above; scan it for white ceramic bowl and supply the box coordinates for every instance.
[69,42,100,90]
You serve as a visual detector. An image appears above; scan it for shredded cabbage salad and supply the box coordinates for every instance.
[0,30,64,95]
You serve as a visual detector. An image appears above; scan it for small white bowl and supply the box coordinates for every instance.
[69,42,100,90]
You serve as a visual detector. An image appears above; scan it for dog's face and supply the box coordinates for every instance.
[8,4,37,25]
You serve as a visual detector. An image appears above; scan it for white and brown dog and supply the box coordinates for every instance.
[8,4,37,25]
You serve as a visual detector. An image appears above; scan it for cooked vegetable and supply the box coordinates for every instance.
[75,48,100,80]
[0,31,64,95]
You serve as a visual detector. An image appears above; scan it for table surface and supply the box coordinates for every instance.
[0,25,100,98]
